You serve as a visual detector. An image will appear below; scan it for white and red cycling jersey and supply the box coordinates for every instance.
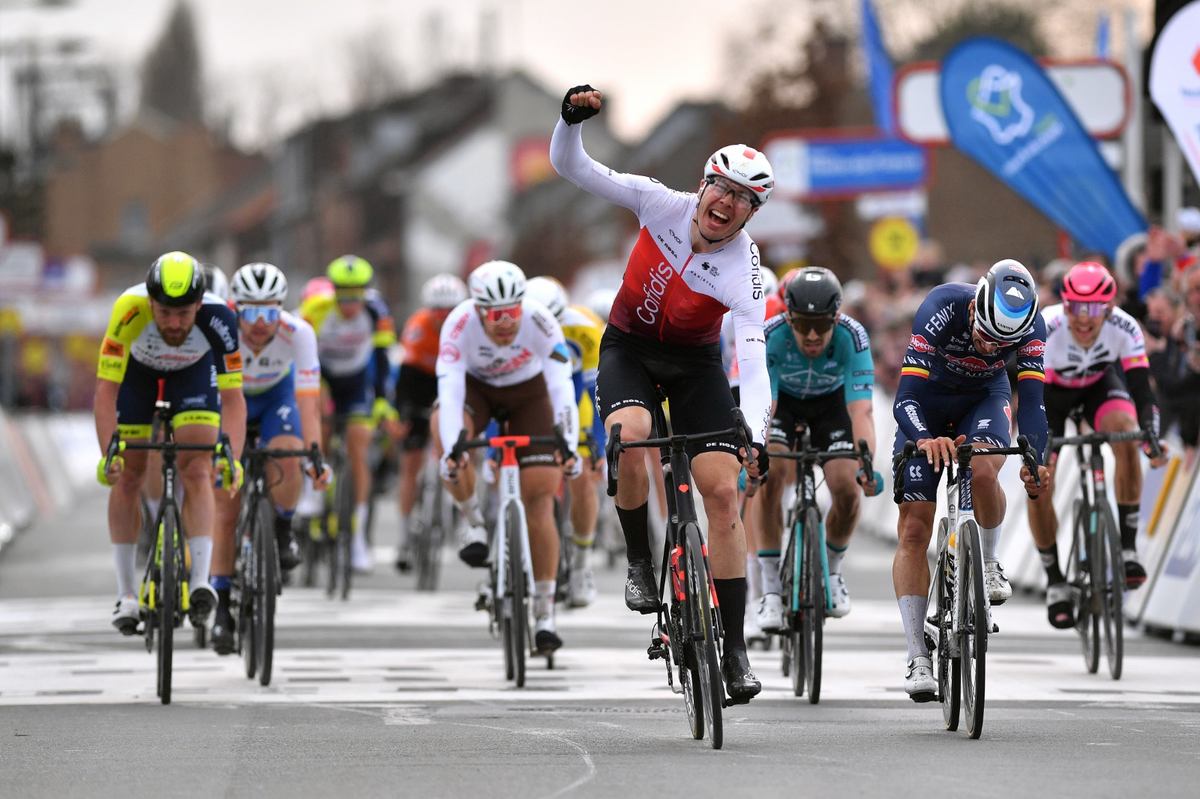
[434,297,579,457]
[549,119,770,443]
[1042,303,1149,388]
[240,310,321,397]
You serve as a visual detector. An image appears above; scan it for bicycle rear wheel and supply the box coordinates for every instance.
[1071,500,1100,674]
[334,458,355,601]
[503,502,527,688]
[1097,503,1124,680]
[931,520,960,731]
[255,496,278,686]
[684,523,722,749]
[960,520,987,739]
[801,507,824,704]
[157,511,178,706]
[415,475,445,592]
[780,517,800,689]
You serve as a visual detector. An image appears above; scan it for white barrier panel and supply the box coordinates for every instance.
[16,415,73,513]
[1127,456,1189,623]
[1139,462,1200,635]
[46,413,101,493]
[0,407,37,533]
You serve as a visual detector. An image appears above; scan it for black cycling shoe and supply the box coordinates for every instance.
[275,518,301,571]
[211,608,236,656]
[394,545,414,574]
[1124,552,1147,590]
[535,628,563,654]
[625,559,659,614]
[722,647,762,704]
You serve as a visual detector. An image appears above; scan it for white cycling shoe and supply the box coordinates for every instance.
[755,592,785,633]
[984,560,1012,605]
[568,567,598,608]
[905,655,936,703]
[351,535,373,573]
[828,573,851,618]
[111,594,140,635]
[458,523,490,568]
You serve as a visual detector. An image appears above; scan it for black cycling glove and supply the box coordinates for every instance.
[561,84,601,125]
[751,442,769,482]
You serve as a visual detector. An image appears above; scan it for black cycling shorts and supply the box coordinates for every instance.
[1044,365,1135,441]
[595,326,739,459]
[395,365,437,452]
[769,389,854,452]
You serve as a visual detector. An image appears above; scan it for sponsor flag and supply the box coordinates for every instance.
[940,37,1146,261]
[860,0,895,135]
[1149,0,1200,186]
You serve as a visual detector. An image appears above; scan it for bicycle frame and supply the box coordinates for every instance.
[491,439,535,632]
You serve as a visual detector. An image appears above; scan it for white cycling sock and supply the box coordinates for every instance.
[758,555,781,596]
[188,536,213,588]
[397,511,412,548]
[458,495,484,527]
[354,503,368,541]
[979,524,1001,562]
[114,543,137,598]
[534,580,555,621]
[571,542,590,570]
[898,595,929,661]
[745,553,762,602]
[827,542,848,574]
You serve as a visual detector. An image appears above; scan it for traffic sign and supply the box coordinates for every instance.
[868,217,920,271]
[763,132,927,201]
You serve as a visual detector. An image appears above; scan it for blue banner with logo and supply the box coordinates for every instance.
[940,37,1145,260]
[861,0,895,135]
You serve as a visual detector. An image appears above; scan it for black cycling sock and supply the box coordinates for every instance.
[215,586,231,612]
[1038,545,1064,585]
[617,503,652,563]
[715,577,747,652]
[1117,503,1139,551]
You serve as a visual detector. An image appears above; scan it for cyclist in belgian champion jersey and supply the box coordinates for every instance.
[393,274,470,572]
[892,260,1051,701]
[95,252,246,634]
[754,267,883,632]
[1029,262,1167,629]
[551,86,770,702]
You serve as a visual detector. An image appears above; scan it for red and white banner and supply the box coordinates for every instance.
[1150,0,1200,185]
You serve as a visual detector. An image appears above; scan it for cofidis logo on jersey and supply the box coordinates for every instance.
[940,37,1145,262]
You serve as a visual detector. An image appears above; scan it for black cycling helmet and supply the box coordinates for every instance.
[146,251,205,307]
[784,266,843,316]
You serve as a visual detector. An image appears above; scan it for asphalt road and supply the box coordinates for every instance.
[2,484,1199,799]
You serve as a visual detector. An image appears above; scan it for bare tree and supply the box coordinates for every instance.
[346,28,406,108]
[140,0,204,124]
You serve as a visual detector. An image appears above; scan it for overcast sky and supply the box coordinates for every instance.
[0,0,1156,149]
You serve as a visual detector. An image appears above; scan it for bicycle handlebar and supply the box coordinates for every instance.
[242,442,326,479]
[895,434,1042,499]
[1049,428,1161,461]
[605,409,758,499]
[771,437,872,468]
[447,424,573,466]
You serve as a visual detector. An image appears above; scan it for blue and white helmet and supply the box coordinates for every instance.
[973,259,1038,342]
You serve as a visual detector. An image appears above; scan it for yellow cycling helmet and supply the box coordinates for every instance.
[327,255,374,288]
[146,251,205,307]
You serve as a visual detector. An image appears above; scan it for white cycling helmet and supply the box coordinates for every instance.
[420,274,468,309]
[585,286,617,322]
[973,259,1039,342]
[231,262,288,304]
[468,260,526,307]
[526,276,569,320]
[704,144,774,206]
[202,264,231,302]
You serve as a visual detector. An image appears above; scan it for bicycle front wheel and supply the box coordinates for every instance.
[931,519,960,731]
[684,523,722,750]
[157,511,178,706]
[960,520,987,739]
[1071,500,1100,674]
[503,502,527,688]
[1097,503,1124,680]
[334,459,355,601]
[801,507,825,705]
[255,496,278,686]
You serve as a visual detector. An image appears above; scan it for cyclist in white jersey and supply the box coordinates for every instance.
[210,263,330,654]
[1028,262,1167,628]
[551,86,771,703]
[434,260,580,653]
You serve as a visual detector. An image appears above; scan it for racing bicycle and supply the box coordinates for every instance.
[774,426,872,703]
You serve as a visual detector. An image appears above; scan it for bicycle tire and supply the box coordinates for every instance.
[779,514,800,690]
[158,511,178,706]
[239,509,257,680]
[255,495,278,687]
[416,472,444,592]
[685,522,722,749]
[802,507,824,704]
[1098,502,1124,680]
[506,501,527,688]
[1071,500,1100,674]
[960,520,987,739]
[334,456,355,601]
[931,519,960,731]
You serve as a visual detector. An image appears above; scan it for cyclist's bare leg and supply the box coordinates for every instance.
[398,449,423,518]
[568,459,598,544]
[430,408,478,505]
[266,434,305,510]
[176,422,219,599]
[211,487,241,577]
[108,448,150,543]
[1027,458,1060,551]
[692,450,745,578]
[893,501,935,599]
[606,406,652,510]
[347,420,373,507]
[521,465,563,582]
[754,442,791,553]
[1099,410,1142,504]
[967,448,1006,529]
[822,459,861,548]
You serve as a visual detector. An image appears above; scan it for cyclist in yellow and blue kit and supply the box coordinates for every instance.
[95,251,246,635]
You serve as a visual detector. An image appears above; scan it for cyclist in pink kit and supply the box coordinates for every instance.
[551,85,770,702]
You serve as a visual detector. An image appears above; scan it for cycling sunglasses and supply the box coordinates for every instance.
[789,314,836,335]
[972,324,1006,348]
[1065,300,1109,318]
[482,303,522,324]
[335,289,367,304]
[706,176,756,209]
[238,305,281,324]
